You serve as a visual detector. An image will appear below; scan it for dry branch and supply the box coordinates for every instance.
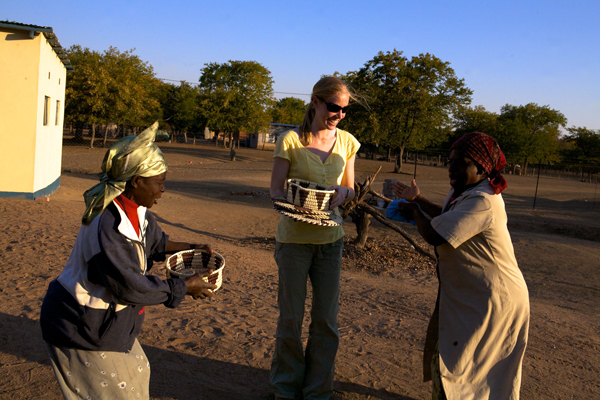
[340,166,436,261]
[359,203,436,260]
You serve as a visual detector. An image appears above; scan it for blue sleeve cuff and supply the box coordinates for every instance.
[385,199,417,226]
[163,278,188,308]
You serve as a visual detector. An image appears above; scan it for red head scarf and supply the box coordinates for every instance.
[451,132,508,194]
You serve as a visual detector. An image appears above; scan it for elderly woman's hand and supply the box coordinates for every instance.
[190,243,213,255]
[397,201,420,222]
[392,179,420,201]
[185,270,218,300]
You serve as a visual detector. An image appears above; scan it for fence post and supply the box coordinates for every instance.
[532,161,542,210]
[413,151,418,179]
[593,174,598,210]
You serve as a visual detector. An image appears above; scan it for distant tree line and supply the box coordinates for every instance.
[64,46,599,170]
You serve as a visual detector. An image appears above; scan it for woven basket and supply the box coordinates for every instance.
[286,179,335,211]
[165,249,225,291]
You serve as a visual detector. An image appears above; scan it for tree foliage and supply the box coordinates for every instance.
[197,60,274,136]
[64,45,107,126]
[562,126,600,165]
[496,103,567,164]
[453,105,499,137]
[159,81,201,136]
[269,97,307,126]
[341,50,472,172]
[101,47,161,129]
[64,45,161,137]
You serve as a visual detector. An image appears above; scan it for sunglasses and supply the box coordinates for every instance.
[316,96,350,113]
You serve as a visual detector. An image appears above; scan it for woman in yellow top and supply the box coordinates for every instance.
[269,76,360,400]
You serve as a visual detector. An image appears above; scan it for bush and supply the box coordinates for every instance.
[156,130,170,142]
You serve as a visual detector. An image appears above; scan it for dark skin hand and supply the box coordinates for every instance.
[184,270,217,300]
[166,241,217,299]
[392,150,489,247]
[397,202,447,247]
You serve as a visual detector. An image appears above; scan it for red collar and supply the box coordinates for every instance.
[114,194,141,237]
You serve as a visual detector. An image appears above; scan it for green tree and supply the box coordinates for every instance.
[159,81,201,142]
[64,45,108,145]
[437,105,501,152]
[496,103,567,169]
[269,97,306,125]
[102,47,161,132]
[198,60,274,147]
[65,46,161,145]
[563,127,600,163]
[341,50,472,172]
[453,105,499,136]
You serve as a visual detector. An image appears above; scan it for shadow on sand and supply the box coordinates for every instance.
[1,312,416,400]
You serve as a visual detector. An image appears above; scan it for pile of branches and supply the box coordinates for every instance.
[340,166,435,261]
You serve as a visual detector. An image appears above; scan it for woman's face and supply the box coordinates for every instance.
[448,150,485,192]
[130,172,167,208]
[312,91,349,131]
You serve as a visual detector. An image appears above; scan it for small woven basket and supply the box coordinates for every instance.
[286,179,335,211]
[165,249,225,291]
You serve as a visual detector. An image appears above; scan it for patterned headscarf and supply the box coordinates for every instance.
[81,122,168,225]
[451,132,507,194]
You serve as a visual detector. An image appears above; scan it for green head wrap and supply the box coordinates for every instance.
[81,121,168,225]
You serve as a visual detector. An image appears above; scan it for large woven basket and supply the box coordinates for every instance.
[286,179,335,211]
[165,249,225,291]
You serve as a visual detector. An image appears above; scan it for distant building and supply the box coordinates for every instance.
[249,123,297,150]
[0,21,73,199]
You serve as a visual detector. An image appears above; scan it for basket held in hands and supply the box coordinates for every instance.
[165,249,226,291]
[286,179,335,211]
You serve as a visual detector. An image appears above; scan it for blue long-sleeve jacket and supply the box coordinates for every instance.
[40,202,187,352]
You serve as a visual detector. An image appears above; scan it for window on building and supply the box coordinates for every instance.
[43,96,50,126]
[55,100,60,125]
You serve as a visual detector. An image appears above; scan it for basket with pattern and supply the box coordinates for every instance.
[165,249,225,291]
[286,179,335,212]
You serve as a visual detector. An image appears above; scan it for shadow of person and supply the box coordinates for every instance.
[0,312,418,399]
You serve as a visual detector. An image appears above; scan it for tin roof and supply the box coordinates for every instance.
[0,21,74,72]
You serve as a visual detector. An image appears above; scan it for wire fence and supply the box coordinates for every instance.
[401,152,600,212]
[62,127,599,212]
[399,151,600,183]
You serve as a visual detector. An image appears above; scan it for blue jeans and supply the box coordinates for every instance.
[270,239,343,400]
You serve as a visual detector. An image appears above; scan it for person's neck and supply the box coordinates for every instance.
[120,191,141,207]
[453,178,487,197]
[310,126,336,141]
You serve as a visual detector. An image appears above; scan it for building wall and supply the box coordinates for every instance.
[0,28,39,195]
[33,32,66,196]
[0,27,66,198]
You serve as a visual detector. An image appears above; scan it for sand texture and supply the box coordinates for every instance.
[0,142,598,399]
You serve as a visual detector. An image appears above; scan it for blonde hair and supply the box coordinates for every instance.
[298,76,356,145]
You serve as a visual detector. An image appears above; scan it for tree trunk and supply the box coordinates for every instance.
[386,146,392,162]
[184,131,188,143]
[103,125,109,147]
[353,209,370,248]
[230,142,236,161]
[394,147,404,173]
[89,123,96,148]
[74,122,84,142]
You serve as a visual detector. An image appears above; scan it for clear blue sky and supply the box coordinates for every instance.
[4,0,599,130]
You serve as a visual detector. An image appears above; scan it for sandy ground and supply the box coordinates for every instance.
[0,141,599,399]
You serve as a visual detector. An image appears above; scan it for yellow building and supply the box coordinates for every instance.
[0,21,73,199]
